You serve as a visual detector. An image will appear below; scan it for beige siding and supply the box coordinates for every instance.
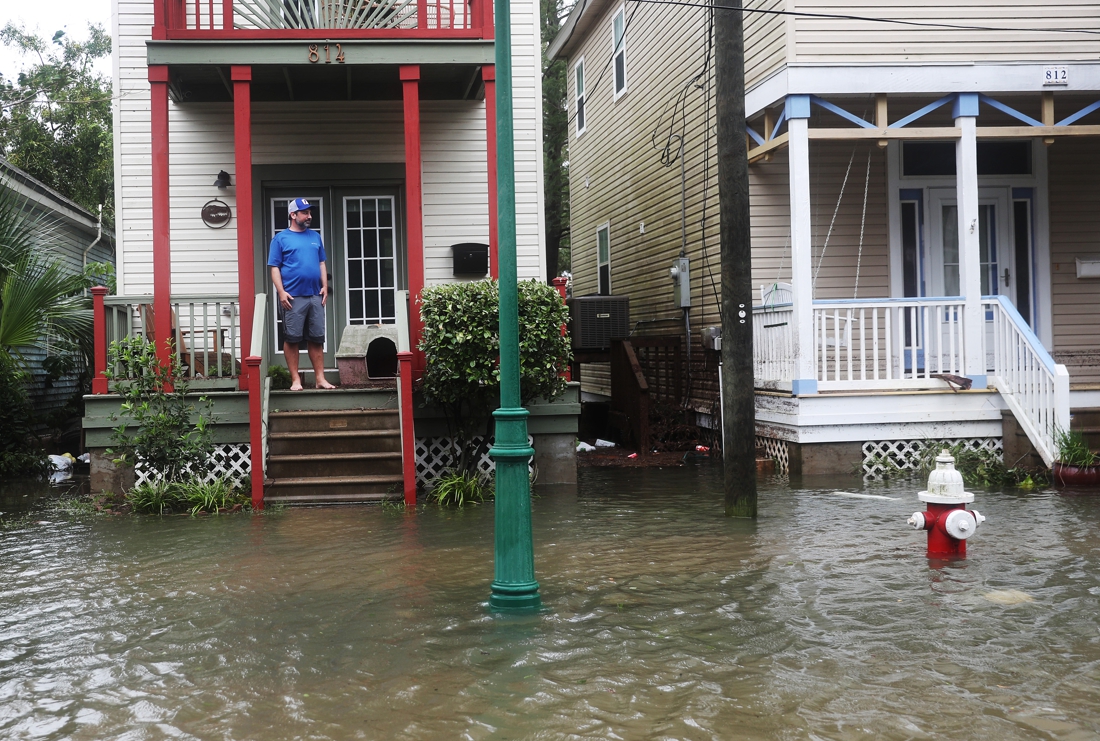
[112,0,544,298]
[792,1,1100,64]
[745,0,788,90]
[1049,137,1100,382]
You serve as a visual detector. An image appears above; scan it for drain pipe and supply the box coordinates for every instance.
[907,449,986,558]
[82,204,104,294]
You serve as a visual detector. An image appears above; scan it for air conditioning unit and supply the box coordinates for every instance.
[569,295,630,351]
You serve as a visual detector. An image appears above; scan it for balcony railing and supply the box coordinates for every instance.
[164,0,489,37]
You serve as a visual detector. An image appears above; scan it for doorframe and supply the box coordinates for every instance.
[886,139,1052,347]
[251,163,407,371]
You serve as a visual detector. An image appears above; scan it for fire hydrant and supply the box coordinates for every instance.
[906,449,986,557]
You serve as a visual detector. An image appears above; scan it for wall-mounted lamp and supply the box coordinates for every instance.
[213,170,232,189]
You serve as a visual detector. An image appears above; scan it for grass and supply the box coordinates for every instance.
[125,477,250,515]
[431,469,493,507]
[1054,428,1097,467]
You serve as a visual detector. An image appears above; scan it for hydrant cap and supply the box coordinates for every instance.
[918,449,975,504]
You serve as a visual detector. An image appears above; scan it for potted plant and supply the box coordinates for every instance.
[1053,429,1100,486]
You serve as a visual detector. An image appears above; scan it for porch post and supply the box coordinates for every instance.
[483,64,499,278]
[149,65,173,372]
[954,93,986,387]
[786,95,816,394]
[400,65,425,372]
[92,286,109,394]
[232,65,255,391]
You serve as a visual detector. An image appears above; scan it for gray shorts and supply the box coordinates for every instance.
[282,294,325,345]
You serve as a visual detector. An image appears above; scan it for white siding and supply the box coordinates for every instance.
[112,0,546,298]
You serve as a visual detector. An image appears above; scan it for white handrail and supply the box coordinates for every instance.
[983,295,1069,467]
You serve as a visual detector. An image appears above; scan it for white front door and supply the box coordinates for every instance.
[928,187,1014,304]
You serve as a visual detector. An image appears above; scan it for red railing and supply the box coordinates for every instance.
[161,0,490,38]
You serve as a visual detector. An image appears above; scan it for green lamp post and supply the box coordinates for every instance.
[488,0,541,612]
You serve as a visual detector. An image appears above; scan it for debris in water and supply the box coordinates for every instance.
[829,491,899,501]
[982,590,1035,605]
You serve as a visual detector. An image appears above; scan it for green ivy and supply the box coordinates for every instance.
[418,279,572,474]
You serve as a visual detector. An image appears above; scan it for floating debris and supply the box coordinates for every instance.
[830,491,899,501]
[982,590,1035,605]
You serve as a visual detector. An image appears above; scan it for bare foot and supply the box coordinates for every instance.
[316,381,337,390]
[289,381,303,391]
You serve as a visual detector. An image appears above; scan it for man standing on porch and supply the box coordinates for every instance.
[269,198,336,391]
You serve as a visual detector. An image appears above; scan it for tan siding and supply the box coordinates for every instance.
[1049,137,1100,382]
[745,0,788,90]
[791,1,1100,64]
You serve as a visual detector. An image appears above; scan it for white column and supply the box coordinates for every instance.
[787,97,816,393]
[954,93,986,385]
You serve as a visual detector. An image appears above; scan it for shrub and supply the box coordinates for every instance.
[268,364,292,390]
[0,356,48,478]
[419,279,571,475]
[105,337,215,484]
[126,479,181,515]
[1054,428,1097,467]
[432,469,493,507]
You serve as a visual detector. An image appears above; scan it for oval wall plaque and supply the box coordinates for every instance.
[201,199,232,228]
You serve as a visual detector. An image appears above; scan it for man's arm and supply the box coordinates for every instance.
[271,266,292,309]
[319,260,328,307]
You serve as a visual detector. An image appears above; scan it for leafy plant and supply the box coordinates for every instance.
[179,478,246,516]
[268,364,292,390]
[1054,428,1097,467]
[0,355,48,478]
[419,279,571,476]
[105,336,215,484]
[126,479,181,515]
[431,468,493,507]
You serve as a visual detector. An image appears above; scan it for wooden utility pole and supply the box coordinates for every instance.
[715,0,757,517]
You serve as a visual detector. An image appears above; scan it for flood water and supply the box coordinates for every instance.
[3,465,1100,740]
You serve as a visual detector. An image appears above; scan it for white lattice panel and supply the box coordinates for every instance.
[756,436,789,475]
[862,438,1002,478]
[415,436,533,489]
[135,443,251,486]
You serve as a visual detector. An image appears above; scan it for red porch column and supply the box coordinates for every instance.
[397,350,417,505]
[91,286,109,394]
[232,65,255,391]
[245,355,264,510]
[400,65,426,372]
[149,65,173,372]
[483,64,499,279]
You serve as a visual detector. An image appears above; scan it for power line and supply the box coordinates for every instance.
[628,0,1100,36]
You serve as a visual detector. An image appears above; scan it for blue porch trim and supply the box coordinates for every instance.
[791,378,818,395]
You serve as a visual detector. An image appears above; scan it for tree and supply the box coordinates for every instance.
[542,0,570,277]
[0,23,113,222]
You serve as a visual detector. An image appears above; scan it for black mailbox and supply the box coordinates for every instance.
[452,243,489,276]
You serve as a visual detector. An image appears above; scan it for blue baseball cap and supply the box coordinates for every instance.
[288,197,315,215]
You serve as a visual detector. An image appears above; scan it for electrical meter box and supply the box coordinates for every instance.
[669,257,690,308]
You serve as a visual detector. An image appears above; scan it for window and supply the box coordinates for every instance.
[902,141,1032,177]
[612,6,627,99]
[575,58,586,136]
[597,223,611,295]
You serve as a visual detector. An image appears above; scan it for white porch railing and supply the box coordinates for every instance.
[812,298,968,390]
[983,295,1070,467]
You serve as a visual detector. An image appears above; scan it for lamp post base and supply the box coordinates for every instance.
[489,581,542,612]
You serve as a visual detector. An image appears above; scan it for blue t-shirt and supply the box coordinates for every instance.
[268,228,327,297]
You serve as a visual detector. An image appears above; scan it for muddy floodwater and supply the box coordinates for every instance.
[3,465,1100,740]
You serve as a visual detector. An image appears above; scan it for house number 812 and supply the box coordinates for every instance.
[308,44,345,63]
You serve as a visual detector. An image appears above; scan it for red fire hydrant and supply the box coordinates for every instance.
[907,449,986,557]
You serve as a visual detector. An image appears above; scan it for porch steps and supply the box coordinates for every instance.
[264,389,405,504]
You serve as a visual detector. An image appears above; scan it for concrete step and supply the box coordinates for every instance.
[268,429,401,456]
[268,408,399,433]
[265,474,404,502]
[269,387,397,413]
[267,451,402,478]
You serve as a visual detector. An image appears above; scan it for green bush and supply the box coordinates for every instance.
[268,364,292,390]
[105,337,215,484]
[431,469,493,507]
[126,477,247,515]
[418,279,571,474]
[1054,428,1097,467]
[0,356,48,478]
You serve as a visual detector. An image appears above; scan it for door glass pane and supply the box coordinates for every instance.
[344,196,397,325]
[597,228,609,263]
[979,204,997,296]
[942,205,959,296]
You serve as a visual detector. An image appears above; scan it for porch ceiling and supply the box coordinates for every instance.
[166,62,487,103]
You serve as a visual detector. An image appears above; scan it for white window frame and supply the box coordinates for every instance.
[574,57,587,137]
[597,222,611,295]
[611,5,627,100]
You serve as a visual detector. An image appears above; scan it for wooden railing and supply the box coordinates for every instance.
[246,291,268,509]
[95,294,242,388]
[983,295,1070,467]
[813,298,968,390]
[609,339,650,453]
[631,336,682,405]
[753,303,795,390]
[165,0,489,36]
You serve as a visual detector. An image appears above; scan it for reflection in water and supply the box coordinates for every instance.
[2,466,1100,739]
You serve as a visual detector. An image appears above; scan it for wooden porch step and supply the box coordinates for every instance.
[267,474,403,487]
[270,409,398,418]
[268,452,401,463]
[264,492,401,504]
[267,429,398,440]
[266,450,402,478]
